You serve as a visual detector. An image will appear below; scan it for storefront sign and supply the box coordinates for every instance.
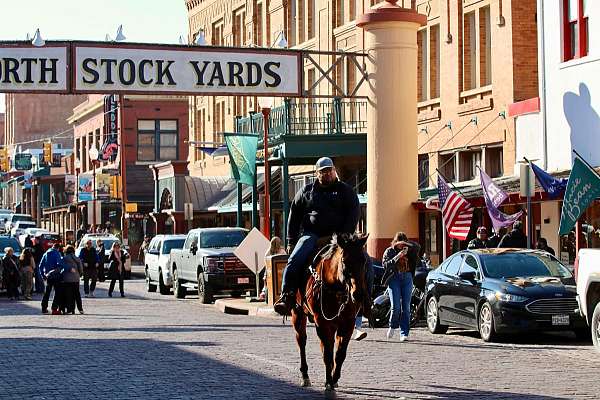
[65,175,76,194]
[73,44,300,96]
[125,203,138,213]
[14,153,32,171]
[96,174,111,199]
[0,44,69,92]
[78,175,93,202]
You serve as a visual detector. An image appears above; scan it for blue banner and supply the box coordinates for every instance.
[531,162,567,199]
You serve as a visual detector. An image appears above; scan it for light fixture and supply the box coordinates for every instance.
[115,25,126,42]
[26,33,30,41]
[105,34,112,42]
[31,29,45,47]
[179,35,186,45]
[272,31,288,48]
[195,30,207,46]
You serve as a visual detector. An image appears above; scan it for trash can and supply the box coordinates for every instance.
[265,254,288,306]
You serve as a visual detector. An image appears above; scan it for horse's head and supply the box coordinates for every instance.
[332,233,369,305]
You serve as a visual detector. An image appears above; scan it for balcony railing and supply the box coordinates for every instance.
[235,98,367,144]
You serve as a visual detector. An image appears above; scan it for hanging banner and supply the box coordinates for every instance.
[480,169,523,232]
[65,175,76,194]
[78,175,93,201]
[23,173,33,189]
[96,174,111,199]
[0,43,69,93]
[225,133,259,186]
[559,155,600,235]
[72,43,300,96]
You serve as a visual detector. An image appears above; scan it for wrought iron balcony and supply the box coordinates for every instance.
[235,98,367,145]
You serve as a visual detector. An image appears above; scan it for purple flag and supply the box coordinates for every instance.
[479,169,523,232]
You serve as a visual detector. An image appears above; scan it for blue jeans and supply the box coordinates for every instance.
[355,254,375,328]
[388,271,413,335]
[281,233,319,293]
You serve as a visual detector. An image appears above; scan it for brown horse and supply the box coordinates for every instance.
[291,233,370,392]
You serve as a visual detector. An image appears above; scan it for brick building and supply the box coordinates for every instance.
[184,0,539,262]
[3,94,85,151]
[0,113,4,146]
[67,95,189,260]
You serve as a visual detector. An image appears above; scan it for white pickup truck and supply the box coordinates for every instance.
[575,249,600,350]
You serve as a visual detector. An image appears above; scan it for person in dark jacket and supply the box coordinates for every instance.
[274,157,360,315]
[32,237,45,294]
[108,242,129,298]
[486,227,506,248]
[2,247,21,300]
[498,221,528,248]
[96,239,106,282]
[24,234,34,249]
[536,237,556,256]
[40,243,63,314]
[79,239,99,297]
[61,245,84,314]
[468,226,489,250]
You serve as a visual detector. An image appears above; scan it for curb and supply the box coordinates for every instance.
[214,299,278,318]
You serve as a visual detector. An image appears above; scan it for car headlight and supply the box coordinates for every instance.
[495,291,529,303]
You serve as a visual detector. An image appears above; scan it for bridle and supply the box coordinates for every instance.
[318,254,367,321]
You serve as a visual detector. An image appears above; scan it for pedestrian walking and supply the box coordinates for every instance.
[382,232,420,341]
[40,243,63,314]
[61,245,84,314]
[19,248,35,300]
[498,221,528,248]
[24,234,34,249]
[32,237,45,294]
[96,239,106,282]
[354,249,374,341]
[468,226,489,250]
[138,235,151,263]
[79,239,99,297]
[108,242,128,298]
[536,237,556,256]
[2,247,21,300]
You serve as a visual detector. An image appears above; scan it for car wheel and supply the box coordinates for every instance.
[158,270,170,295]
[426,297,448,334]
[197,272,214,304]
[145,269,156,292]
[478,302,498,342]
[592,302,600,352]
[173,269,186,299]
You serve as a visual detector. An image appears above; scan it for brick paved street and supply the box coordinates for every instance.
[0,278,598,400]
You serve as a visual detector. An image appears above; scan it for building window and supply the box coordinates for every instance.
[137,120,178,162]
[485,146,503,178]
[233,8,247,47]
[563,0,588,61]
[418,24,441,102]
[212,19,224,46]
[459,150,481,181]
[213,100,225,145]
[462,6,492,91]
[439,153,456,182]
[307,0,316,39]
[256,2,263,46]
[286,0,297,47]
[418,154,430,189]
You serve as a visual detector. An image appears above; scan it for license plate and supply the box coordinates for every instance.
[237,277,250,284]
[552,315,570,326]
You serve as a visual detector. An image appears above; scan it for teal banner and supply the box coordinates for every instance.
[559,156,600,235]
[225,133,259,186]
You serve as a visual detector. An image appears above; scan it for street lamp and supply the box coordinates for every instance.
[194,30,207,46]
[259,97,274,238]
[31,29,45,47]
[115,25,126,42]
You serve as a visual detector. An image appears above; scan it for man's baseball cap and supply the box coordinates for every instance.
[315,157,334,171]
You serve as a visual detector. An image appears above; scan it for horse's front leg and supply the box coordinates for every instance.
[316,324,336,391]
[332,320,354,387]
[292,309,311,387]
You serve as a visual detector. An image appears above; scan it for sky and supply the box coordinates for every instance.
[0,0,189,112]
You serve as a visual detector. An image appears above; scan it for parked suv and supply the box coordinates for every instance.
[11,221,37,237]
[169,228,254,303]
[144,234,186,295]
[575,249,600,351]
[76,233,132,279]
[4,214,33,233]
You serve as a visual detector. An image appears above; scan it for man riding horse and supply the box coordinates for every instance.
[274,157,361,316]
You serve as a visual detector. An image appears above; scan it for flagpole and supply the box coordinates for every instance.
[435,168,462,260]
[435,168,468,198]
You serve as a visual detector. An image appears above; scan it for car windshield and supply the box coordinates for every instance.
[481,253,572,279]
[0,237,22,253]
[163,239,185,254]
[12,215,32,223]
[17,222,36,228]
[200,230,247,248]
[82,238,119,249]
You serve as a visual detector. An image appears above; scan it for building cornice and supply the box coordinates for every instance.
[67,98,104,125]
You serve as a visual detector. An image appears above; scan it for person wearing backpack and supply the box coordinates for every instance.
[61,245,84,314]
[40,243,63,314]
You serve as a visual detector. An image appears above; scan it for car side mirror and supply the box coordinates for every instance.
[190,245,198,255]
[459,270,477,281]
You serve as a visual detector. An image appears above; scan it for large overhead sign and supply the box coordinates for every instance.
[0,43,69,93]
[0,41,301,96]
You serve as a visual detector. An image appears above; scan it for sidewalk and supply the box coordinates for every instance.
[214,297,277,318]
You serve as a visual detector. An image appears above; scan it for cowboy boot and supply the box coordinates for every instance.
[273,291,295,316]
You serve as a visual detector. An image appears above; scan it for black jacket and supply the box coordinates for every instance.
[498,229,528,249]
[287,179,360,245]
[467,238,488,250]
[79,247,99,268]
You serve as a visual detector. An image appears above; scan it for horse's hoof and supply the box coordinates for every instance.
[325,383,336,391]
[301,378,311,387]
[333,382,338,388]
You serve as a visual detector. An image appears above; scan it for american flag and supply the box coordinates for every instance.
[437,175,474,240]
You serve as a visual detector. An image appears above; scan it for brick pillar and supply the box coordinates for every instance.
[357,1,426,259]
